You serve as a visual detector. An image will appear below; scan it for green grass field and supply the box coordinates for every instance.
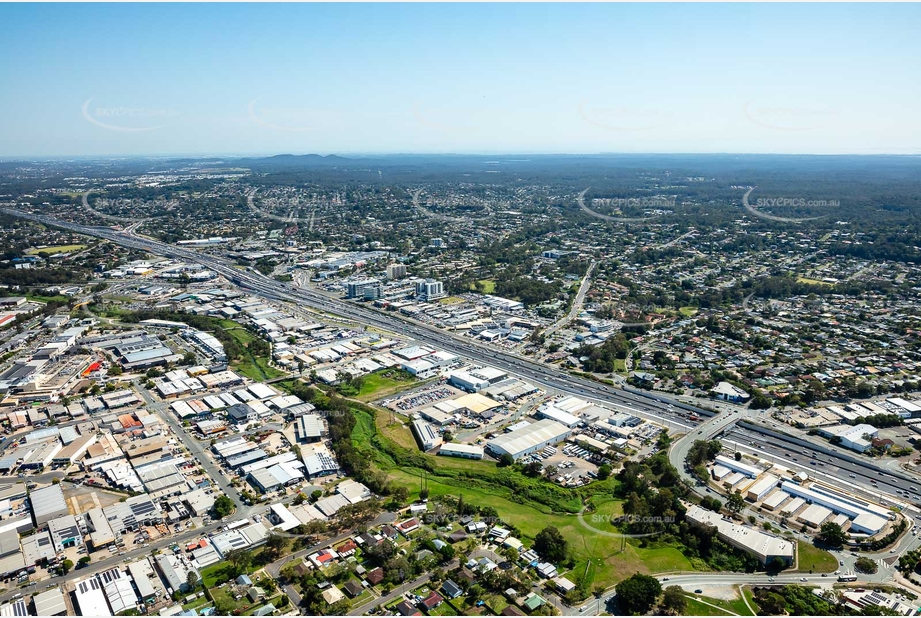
[26,293,69,304]
[235,356,285,381]
[438,296,466,305]
[219,322,285,380]
[385,466,689,585]
[25,244,86,255]
[354,371,418,401]
[682,591,756,616]
[476,279,496,294]
[797,541,837,573]
[679,306,699,317]
[796,277,834,286]
[209,586,255,614]
[428,601,459,615]
[683,596,736,616]
[182,596,214,612]
[353,406,699,591]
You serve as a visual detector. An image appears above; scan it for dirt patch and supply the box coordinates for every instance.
[687,585,741,601]
[63,484,127,515]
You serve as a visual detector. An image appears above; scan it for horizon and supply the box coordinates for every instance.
[5,151,921,163]
[2,3,920,158]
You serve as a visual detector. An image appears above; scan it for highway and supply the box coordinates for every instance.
[10,206,921,612]
[0,207,715,430]
[722,424,921,509]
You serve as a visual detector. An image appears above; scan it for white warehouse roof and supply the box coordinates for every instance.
[486,419,570,458]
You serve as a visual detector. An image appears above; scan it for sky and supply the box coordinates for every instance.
[0,3,919,158]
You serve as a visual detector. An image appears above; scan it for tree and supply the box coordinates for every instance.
[61,559,74,575]
[391,486,408,505]
[660,586,687,615]
[855,556,878,574]
[78,556,91,566]
[755,590,787,615]
[497,453,515,467]
[225,549,254,573]
[310,489,323,502]
[734,451,742,461]
[818,522,848,549]
[264,533,289,560]
[523,461,543,477]
[186,570,200,591]
[615,573,662,615]
[213,495,235,518]
[726,491,745,514]
[597,464,612,480]
[767,556,788,574]
[533,526,568,564]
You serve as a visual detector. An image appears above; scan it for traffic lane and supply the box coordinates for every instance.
[0,518,227,604]
[725,427,920,499]
[5,209,710,426]
[134,381,242,506]
[733,420,921,488]
[725,430,907,499]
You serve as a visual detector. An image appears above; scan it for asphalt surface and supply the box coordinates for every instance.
[723,423,921,506]
[0,207,713,431]
[133,379,244,509]
[8,207,921,613]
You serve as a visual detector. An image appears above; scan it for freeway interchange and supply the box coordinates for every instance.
[9,205,921,503]
[2,207,708,429]
[8,206,921,605]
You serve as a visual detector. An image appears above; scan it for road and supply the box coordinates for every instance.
[133,379,244,509]
[575,188,661,223]
[1,206,716,434]
[723,422,921,505]
[265,511,396,608]
[8,206,915,611]
[543,260,596,339]
[0,516,229,604]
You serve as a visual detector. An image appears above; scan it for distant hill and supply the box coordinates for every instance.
[241,153,353,168]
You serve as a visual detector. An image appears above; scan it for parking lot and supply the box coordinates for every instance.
[381,384,461,412]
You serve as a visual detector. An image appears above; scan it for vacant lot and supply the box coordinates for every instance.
[797,541,837,573]
[26,244,86,255]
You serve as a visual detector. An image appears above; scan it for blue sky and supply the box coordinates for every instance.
[1,3,919,157]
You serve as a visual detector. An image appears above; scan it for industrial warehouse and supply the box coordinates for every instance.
[486,419,572,460]
[709,454,894,539]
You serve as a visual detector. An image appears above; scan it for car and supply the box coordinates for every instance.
[849,474,857,479]
[694,589,703,594]
[840,561,844,566]
[579,607,586,613]
[662,578,669,581]
[801,577,808,582]
[768,577,775,582]
[822,573,828,577]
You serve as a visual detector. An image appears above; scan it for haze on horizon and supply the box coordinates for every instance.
[1,2,919,159]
